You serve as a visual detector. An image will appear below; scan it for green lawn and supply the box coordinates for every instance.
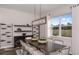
[53,29,72,37]
[53,30,59,36]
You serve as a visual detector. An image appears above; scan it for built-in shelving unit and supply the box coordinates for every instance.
[0,23,13,49]
[32,25,40,38]
[32,17,46,39]
[13,24,32,36]
[13,24,33,47]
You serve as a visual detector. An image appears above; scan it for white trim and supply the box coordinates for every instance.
[59,18,61,36]
[53,36,72,39]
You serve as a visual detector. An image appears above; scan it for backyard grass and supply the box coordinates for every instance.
[53,29,72,37]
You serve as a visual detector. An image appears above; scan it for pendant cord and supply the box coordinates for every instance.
[34,4,36,20]
[40,4,41,18]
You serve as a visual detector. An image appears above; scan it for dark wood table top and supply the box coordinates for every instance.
[26,40,66,55]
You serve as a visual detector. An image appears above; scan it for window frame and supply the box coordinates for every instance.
[51,13,72,38]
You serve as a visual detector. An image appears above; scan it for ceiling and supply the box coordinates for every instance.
[0,4,65,16]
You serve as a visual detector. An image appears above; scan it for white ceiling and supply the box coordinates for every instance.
[0,4,65,16]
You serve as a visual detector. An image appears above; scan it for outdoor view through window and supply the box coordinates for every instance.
[51,13,72,37]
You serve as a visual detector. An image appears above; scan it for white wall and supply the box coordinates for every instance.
[0,8,35,24]
[72,6,79,55]
[50,5,73,17]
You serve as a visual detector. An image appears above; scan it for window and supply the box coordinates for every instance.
[61,13,72,37]
[51,16,60,36]
[51,13,72,37]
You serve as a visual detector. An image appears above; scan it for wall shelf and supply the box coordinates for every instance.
[14,30,32,32]
[14,25,32,27]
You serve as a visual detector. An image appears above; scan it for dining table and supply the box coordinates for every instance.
[25,39,66,55]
